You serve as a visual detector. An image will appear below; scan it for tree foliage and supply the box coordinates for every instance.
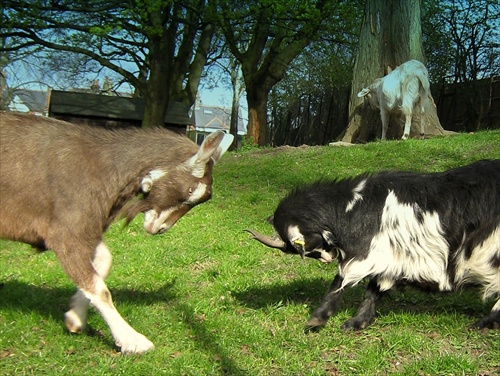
[423,0,500,83]
[1,0,217,127]
[422,0,500,131]
[2,0,498,140]
[215,0,359,145]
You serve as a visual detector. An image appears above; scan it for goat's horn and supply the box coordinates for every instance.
[357,88,370,97]
[245,229,286,250]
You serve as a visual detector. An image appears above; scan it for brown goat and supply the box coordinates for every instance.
[0,112,232,354]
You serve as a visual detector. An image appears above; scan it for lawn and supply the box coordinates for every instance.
[1,131,500,375]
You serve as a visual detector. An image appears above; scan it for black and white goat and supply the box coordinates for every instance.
[248,160,500,331]
[0,112,233,354]
[358,59,432,140]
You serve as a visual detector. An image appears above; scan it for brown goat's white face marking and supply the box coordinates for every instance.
[187,182,208,205]
[144,207,176,234]
[143,182,208,235]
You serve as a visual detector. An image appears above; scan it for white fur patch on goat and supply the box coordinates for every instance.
[339,190,450,291]
[81,276,154,353]
[454,226,500,301]
[143,207,176,234]
[381,74,401,110]
[187,183,208,205]
[65,242,113,334]
[186,155,206,178]
[287,225,304,245]
[346,179,367,212]
[322,230,336,246]
[92,242,112,279]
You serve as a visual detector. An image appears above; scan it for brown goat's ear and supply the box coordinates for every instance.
[211,133,234,162]
[188,131,233,177]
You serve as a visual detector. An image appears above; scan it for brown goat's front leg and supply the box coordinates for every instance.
[65,242,112,333]
[341,279,382,330]
[306,274,344,331]
[55,241,154,354]
[86,277,154,354]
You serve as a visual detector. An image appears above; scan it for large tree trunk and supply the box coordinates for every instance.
[141,11,173,129]
[343,0,444,143]
[142,3,213,128]
[142,52,170,128]
[246,87,269,146]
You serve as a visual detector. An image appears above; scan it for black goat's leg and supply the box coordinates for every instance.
[470,298,500,330]
[341,279,382,330]
[306,274,344,331]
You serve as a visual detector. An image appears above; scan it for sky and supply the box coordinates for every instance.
[198,86,248,124]
[198,86,232,108]
[5,59,248,124]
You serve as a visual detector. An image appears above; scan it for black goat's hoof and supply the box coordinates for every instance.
[469,318,500,330]
[341,317,372,331]
[305,317,326,333]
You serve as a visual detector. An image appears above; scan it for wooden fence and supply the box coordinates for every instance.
[268,76,500,146]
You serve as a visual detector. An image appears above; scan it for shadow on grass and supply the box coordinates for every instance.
[0,279,179,352]
[233,278,492,323]
[233,277,367,326]
[0,279,178,322]
[174,303,248,376]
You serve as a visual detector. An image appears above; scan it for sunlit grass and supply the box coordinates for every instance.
[1,131,499,375]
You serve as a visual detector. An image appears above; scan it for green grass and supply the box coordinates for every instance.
[1,131,500,375]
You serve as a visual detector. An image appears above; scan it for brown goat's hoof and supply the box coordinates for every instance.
[64,310,86,333]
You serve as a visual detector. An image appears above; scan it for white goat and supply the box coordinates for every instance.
[358,60,432,140]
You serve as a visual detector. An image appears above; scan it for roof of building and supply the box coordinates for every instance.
[192,104,246,134]
[49,90,191,125]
